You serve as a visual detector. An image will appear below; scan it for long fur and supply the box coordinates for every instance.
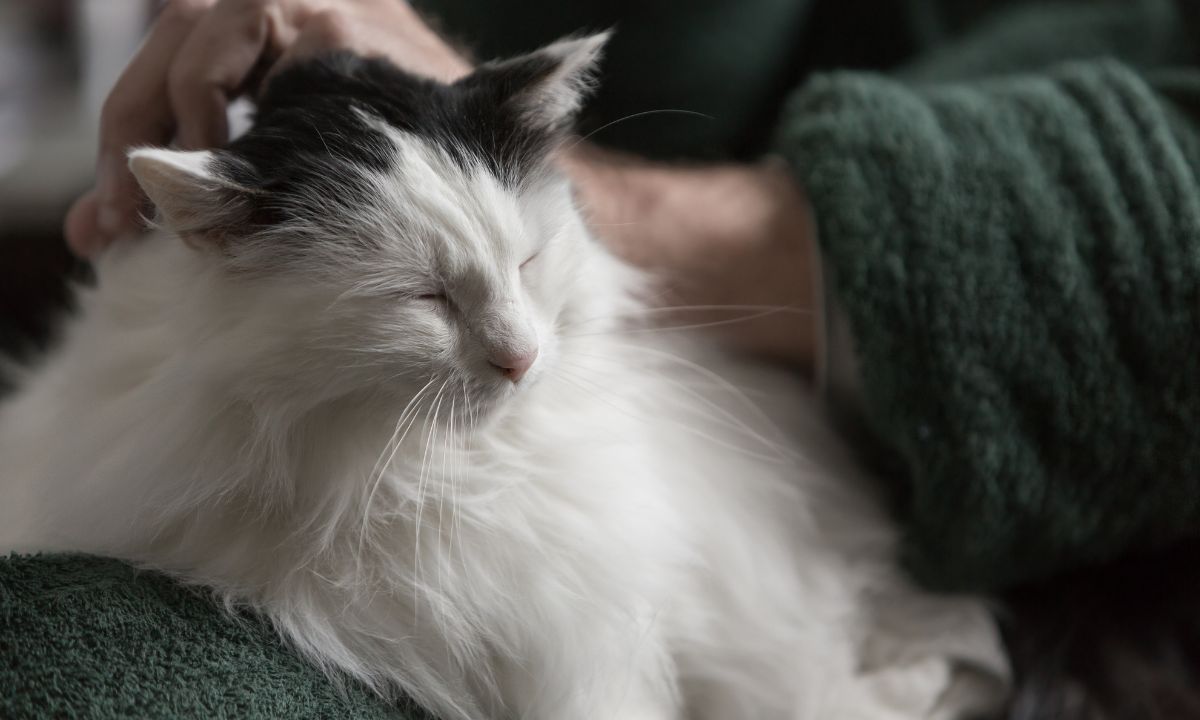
[0,38,1007,719]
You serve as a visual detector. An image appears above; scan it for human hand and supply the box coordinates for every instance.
[560,146,820,371]
[66,0,471,258]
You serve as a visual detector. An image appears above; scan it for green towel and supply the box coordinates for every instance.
[0,554,426,719]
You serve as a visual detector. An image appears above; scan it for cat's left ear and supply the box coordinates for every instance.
[470,31,610,132]
[128,148,256,239]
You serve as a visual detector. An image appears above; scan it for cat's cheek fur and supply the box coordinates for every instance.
[0,36,1010,720]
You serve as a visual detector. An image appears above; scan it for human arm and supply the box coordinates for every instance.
[771,2,1200,590]
[561,146,819,369]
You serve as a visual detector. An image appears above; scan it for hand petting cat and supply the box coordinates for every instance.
[65,0,471,258]
[65,0,820,370]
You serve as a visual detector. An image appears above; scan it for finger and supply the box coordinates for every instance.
[64,190,102,258]
[168,0,285,149]
[271,6,470,85]
[271,8,358,74]
[95,0,216,241]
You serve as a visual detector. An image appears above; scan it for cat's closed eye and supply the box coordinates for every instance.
[519,252,540,270]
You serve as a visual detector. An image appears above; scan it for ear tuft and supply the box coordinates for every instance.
[128,148,254,237]
[524,31,610,124]
[472,31,611,133]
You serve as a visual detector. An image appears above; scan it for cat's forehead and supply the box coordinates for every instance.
[223,53,559,193]
[358,129,548,262]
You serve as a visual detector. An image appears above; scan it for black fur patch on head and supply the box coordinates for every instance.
[213,52,567,230]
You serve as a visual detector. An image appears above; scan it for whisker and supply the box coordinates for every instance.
[565,108,714,151]
[560,306,814,338]
[413,379,450,582]
[437,395,456,603]
[552,365,791,465]
[562,304,814,328]
[457,379,481,574]
[559,348,777,400]
[555,356,796,462]
[603,340,788,440]
[555,359,795,464]
[357,376,438,552]
[448,379,469,563]
[548,367,656,438]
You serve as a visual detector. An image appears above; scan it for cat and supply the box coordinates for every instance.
[0,34,1008,720]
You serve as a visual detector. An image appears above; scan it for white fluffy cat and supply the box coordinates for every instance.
[0,35,1007,719]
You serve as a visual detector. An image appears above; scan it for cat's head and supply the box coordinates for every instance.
[125,34,627,426]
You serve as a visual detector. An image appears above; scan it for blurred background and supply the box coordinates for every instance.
[0,0,148,359]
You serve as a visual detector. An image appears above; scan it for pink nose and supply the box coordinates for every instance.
[489,347,538,383]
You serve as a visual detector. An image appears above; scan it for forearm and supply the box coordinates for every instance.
[774,59,1200,590]
[560,145,820,373]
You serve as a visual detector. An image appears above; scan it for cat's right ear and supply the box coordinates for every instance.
[128,148,256,240]
[465,32,610,134]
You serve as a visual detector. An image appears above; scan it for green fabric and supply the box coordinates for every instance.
[416,0,1187,160]
[10,0,1200,715]
[416,0,813,159]
[774,1,1200,589]
[0,554,426,719]
[418,0,1200,589]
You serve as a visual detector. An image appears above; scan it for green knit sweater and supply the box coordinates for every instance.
[425,0,1200,588]
[777,0,1200,590]
[6,1,1200,717]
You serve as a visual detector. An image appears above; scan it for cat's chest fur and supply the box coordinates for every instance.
[142,341,701,718]
[0,237,1007,720]
[0,36,1010,718]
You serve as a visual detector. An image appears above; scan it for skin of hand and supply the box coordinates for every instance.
[66,0,818,369]
[65,0,472,257]
[561,146,818,370]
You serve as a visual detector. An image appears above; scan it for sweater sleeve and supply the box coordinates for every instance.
[774,58,1200,592]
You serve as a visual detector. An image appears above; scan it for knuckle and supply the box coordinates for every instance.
[306,9,355,45]
[158,0,213,25]
[221,0,274,18]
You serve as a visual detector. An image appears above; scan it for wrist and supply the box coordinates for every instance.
[559,144,820,374]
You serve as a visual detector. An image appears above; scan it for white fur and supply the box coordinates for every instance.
[504,33,610,128]
[0,105,1007,720]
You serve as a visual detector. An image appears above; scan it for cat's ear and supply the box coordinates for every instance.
[127,148,256,238]
[471,32,610,132]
